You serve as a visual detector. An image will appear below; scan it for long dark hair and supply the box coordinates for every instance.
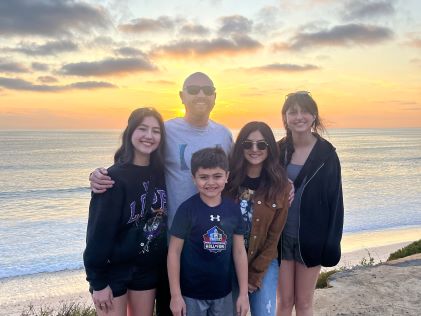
[226,121,288,202]
[281,92,325,165]
[114,107,165,173]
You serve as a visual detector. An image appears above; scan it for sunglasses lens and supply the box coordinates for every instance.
[257,142,268,150]
[185,85,215,96]
[202,86,215,96]
[186,86,200,95]
[242,141,253,150]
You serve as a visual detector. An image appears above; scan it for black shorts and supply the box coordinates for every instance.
[281,234,305,265]
[89,264,161,297]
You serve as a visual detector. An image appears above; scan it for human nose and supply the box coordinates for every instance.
[144,128,153,138]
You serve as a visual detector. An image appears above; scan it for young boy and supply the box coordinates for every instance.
[168,147,249,316]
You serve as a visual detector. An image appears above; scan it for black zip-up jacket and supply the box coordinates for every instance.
[278,136,344,267]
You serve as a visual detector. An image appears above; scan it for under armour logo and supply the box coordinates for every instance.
[210,215,220,221]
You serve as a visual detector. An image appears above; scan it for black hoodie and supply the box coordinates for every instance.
[278,136,344,267]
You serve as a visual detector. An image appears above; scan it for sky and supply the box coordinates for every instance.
[0,0,420,129]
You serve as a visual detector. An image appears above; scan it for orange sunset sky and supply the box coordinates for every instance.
[0,0,420,129]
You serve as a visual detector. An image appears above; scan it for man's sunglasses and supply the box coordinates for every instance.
[185,85,216,96]
[241,140,269,150]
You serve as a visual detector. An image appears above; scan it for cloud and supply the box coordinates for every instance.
[9,40,78,56]
[218,15,253,35]
[273,23,393,51]
[0,0,110,37]
[0,62,28,73]
[250,63,320,72]
[60,57,157,76]
[119,16,177,33]
[152,35,262,58]
[114,47,146,57]
[37,76,58,83]
[180,23,210,36]
[342,1,395,21]
[68,81,116,89]
[32,62,49,71]
[254,6,283,35]
[0,77,116,92]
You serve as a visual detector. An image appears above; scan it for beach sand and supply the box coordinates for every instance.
[1,226,420,316]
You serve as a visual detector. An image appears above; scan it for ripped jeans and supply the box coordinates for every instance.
[232,259,279,316]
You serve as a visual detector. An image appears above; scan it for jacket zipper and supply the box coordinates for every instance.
[297,162,325,267]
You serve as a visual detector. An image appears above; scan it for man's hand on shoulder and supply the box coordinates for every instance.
[89,167,114,193]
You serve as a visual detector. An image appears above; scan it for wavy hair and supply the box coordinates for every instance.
[226,121,288,202]
[114,107,165,174]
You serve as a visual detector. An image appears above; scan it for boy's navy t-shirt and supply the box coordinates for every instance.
[170,193,245,300]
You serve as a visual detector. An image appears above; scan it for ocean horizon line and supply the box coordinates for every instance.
[1,127,421,132]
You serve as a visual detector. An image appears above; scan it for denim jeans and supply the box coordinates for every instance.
[232,259,279,316]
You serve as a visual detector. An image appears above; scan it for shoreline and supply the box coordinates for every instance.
[1,225,420,315]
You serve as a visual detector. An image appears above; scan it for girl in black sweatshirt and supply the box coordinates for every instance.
[84,107,167,316]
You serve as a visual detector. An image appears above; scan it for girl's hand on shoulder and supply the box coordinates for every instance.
[170,295,186,316]
[92,285,114,313]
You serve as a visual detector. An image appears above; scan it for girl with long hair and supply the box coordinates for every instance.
[226,121,290,316]
[84,107,167,316]
[276,92,344,316]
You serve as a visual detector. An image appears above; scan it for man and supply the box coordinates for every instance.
[90,72,232,227]
[89,72,233,316]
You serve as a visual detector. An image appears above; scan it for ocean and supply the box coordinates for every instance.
[0,129,420,279]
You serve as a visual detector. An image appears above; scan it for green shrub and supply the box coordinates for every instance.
[387,239,421,261]
[359,250,375,267]
[316,269,338,289]
[21,303,96,316]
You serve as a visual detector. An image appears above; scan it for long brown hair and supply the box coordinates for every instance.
[114,107,165,174]
[226,121,288,202]
[281,92,325,165]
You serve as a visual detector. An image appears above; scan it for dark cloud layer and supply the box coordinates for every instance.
[152,35,262,57]
[119,16,176,33]
[0,0,110,37]
[37,76,58,83]
[252,63,320,72]
[114,47,146,57]
[0,62,28,73]
[274,23,393,50]
[180,23,210,36]
[10,40,78,56]
[32,62,49,71]
[0,77,116,91]
[342,1,395,21]
[218,15,253,35]
[60,57,157,76]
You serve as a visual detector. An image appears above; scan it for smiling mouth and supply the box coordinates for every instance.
[140,141,154,146]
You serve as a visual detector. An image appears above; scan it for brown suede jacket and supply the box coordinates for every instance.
[244,185,290,288]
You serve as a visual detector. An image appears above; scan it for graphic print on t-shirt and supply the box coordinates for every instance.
[238,187,255,249]
[203,226,227,253]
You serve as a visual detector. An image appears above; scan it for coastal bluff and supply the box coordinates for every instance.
[1,254,420,315]
[314,254,421,315]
